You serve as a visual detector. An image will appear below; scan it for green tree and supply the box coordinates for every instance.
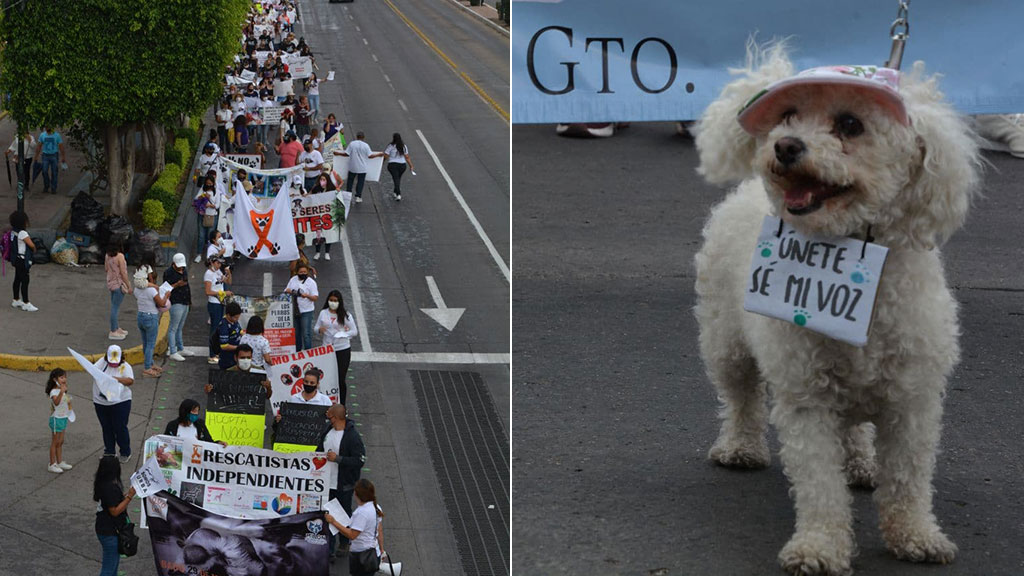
[0,0,248,215]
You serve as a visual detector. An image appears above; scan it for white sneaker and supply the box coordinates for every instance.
[169,352,186,362]
[47,463,63,474]
[180,349,195,357]
[208,357,220,365]
[109,331,126,341]
[11,299,23,309]
[324,253,331,260]
[57,461,73,470]
[313,253,320,260]
[395,194,401,201]
[355,196,363,203]
[194,255,202,263]
[22,303,38,312]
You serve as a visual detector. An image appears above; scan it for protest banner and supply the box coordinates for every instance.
[233,178,301,262]
[232,294,296,357]
[206,370,268,448]
[225,153,263,171]
[274,402,328,453]
[240,69,257,83]
[743,216,888,347]
[146,491,329,576]
[261,105,286,126]
[331,153,349,177]
[511,0,1024,124]
[365,155,384,182]
[273,79,292,99]
[267,346,340,415]
[292,191,346,246]
[141,435,332,520]
[219,155,302,199]
[322,131,345,157]
[286,55,313,80]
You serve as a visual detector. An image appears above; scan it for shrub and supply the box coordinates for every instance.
[175,137,193,167]
[148,163,183,215]
[164,146,183,167]
[142,199,166,229]
[175,126,198,149]
[189,114,201,134]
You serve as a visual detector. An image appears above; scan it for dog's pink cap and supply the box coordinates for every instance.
[737,65,908,135]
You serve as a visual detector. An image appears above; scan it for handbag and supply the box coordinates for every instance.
[116,514,139,557]
[356,548,380,573]
[202,214,216,228]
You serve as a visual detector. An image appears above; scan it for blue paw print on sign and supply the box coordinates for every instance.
[850,262,874,284]
[757,240,774,258]
[793,309,811,326]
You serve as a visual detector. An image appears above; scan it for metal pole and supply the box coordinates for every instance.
[15,125,25,213]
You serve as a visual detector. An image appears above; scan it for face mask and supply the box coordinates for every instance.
[188,413,199,423]
[329,301,339,310]
[303,384,317,394]
[298,274,308,281]
[238,358,253,371]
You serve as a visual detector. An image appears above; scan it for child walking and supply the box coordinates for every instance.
[46,368,73,473]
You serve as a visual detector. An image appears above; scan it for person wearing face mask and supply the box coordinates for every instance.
[204,258,233,365]
[194,177,222,263]
[163,253,192,362]
[92,345,135,463]
[239,316,273,371]
[204,344,273,399]
[299,138,324,191]
[216,301,244,370]
[315,290,358,404]
[285,263,318,351]
[217,100,233,151]
[164,399,226,446]
[319,404,367,560]
[256,94,273,145]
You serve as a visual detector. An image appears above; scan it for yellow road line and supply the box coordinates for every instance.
[381,0,509,124]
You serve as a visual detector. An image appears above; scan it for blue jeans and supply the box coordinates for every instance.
[97,533,120,576]
[208,302,223,356]
[40,153,59,192]
[109,290,125,332]
[196,214,217,258]
[308,94,319,119]
[168,304,189,354]
[256,123,269,145]
[346,171,367,198]
[137,312,159,369]
[297,311,314,351]
[94,400,131,457]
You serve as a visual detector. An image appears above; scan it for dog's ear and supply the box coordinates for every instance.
[900,61,983,249]
[695,41,794,185]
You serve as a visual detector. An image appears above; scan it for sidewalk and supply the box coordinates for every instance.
[448,0,509,35]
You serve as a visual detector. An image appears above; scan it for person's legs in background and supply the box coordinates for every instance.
[109,289,125,334]
[112,400,132,459]
[196,215,212,263]
[309,95,319,120]
[300,311,314,351]
[335,348,351,405]
[40,153,58,193]
[168,304,188,355]
[138,312,158,370]
[388,162,405,199]
[93,403,116,456]
[353,172,366,199]
[208,302,223,360]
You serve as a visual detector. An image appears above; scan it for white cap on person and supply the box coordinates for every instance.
[107,345,122,365]
[172,253,187,268]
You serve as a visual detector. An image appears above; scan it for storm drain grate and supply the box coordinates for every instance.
[411,370,510,576]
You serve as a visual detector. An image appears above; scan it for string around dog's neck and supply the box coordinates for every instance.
[774,219,875,260]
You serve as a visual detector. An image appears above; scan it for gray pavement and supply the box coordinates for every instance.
[0,0,509,574]
[511,122,1024,575]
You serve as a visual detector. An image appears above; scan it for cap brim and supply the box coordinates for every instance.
[738,77,908,135]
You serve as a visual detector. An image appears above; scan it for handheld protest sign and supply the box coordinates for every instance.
[274,402,328,453]
[744,216,887,347]
[206,370,268,448]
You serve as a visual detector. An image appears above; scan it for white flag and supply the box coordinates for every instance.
[130,456,168,498]
[68,347,123,403]
[232,179,300,262]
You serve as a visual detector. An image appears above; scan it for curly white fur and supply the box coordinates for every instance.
[694,45,981,576]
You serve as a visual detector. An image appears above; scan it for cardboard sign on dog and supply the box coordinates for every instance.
[744,216,887,347]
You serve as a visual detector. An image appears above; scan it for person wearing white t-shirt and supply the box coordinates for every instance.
[194,178,222,262]
[5,132,37,192]
[285,263,318,351]
[299,139,324,191]
[46,368,73,474]
[9,210,38,311]
[333,131,384,203]
[382,132,414,201]
[216,100,234,151]
[92,345,136,463]
[314,290,357,405]
[325,478,380,575]
[204,258,233,364]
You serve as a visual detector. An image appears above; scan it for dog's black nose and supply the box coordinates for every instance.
[774,137,806,166]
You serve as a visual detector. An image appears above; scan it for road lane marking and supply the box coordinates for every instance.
[416,129,510,282]
[372,54,379,62]
[398,99,408,112]
[362,38,368,45]
[381,0,508,123]
[383,73,391,83]
[263,272,273,297]
[421,276,466,331]
[340,227,373,353]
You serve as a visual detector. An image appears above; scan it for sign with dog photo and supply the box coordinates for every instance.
[743,216,887,347]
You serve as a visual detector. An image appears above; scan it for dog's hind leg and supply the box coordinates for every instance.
[874,393,957,564]
[705,352,770,469]
[843,422,877,489]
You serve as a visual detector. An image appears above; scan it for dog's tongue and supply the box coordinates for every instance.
[784,185,818,209]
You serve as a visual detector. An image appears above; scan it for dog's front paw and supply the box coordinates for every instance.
[709,438,770,469]
[843,456,877,489]
[886,528,957,564]
[778,531,853,576]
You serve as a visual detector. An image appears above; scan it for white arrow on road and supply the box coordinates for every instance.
[420,276,465,331]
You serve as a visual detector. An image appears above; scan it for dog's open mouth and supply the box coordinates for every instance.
[779,175,853,215]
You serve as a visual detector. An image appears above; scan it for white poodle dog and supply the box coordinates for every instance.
[693,44,981,575]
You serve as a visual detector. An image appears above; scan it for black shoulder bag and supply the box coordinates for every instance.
[117,513,140,557]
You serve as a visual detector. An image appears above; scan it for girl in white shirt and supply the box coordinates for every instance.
[204,258,234,364]
[46,368,73,474]
[134,266,169,377]
[240,315,273,370]
[314,289,357,405]
[383,133,414,202]
[9,210,38,311]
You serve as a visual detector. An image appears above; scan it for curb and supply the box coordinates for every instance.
[0,311,170,372]
[443,0,509,37]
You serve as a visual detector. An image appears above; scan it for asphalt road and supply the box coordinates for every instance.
[511,122,1024,575]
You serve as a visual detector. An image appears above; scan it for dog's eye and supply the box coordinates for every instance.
[835,114,864,138]
[781,108,797,122]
